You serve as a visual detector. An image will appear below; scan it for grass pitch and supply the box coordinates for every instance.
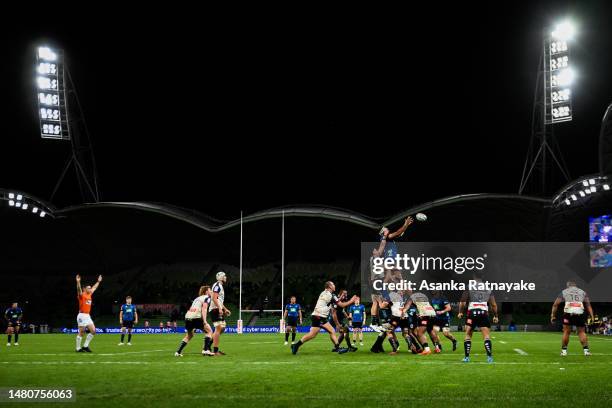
[0,331,611,407]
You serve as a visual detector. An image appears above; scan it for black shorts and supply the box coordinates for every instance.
[563,313,586,327]
[352,321,363,328]
[418,316,435,331]
[434,318,450,329]
[122,321,134,329]
[286,316,298,327]
[185,318,204,332]
[311,315,328,328]
[7,321,20,328]
[466,310,490,329]
[210,309,225,323]
[399,318,412,330]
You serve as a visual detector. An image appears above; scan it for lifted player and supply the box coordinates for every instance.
[75,274,102,353]
[175,285,214,357]
[291,281,357,355]
[457,283,498,363]
[118,296,138,346]
[5,303,23,346]
[283,296,302,345]
[431,291,457,351]
[551,281,594,356]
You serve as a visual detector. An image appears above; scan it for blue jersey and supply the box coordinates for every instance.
[285,303,301,317]
[5,307,22,322]
[349,304,366,322]
[431,297,450,320]
[121,304,137,321]
[380,236,398,259]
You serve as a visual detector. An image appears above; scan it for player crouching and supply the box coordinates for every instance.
[175,285,214,357]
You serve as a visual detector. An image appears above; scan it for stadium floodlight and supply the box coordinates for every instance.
[585,189,591,195]
[579,191,586,197]
[8,193,15,199]
[604,184,611,191]
[582,180,589,187]
[565,199,571,206]
[38,47,57,61]
[589,179,596,185]
[570,194,577,201]
[591,186,597,193]
[39,211,46,218]
[22,203,29,210]
[551,68,574,87]
[16,194,23,201]
[15,202,21,208]
[552,21,576,41]
[8,200,15,206]
[32,207,39,214]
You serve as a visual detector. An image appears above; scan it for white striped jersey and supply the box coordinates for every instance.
[312,290,339,318]
[185,295,211,319]
[209,281,225,311]
[560,286,588,315]
[467,289,492,311]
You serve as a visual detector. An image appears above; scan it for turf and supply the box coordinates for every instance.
[0,331,611,407]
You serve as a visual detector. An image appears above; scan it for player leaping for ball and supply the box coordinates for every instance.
[550,281,594,356]
[75,274,102,353]
[457,280,498,363]
[291,281,357,355]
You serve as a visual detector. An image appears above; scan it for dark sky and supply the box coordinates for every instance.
[2,2,611,218]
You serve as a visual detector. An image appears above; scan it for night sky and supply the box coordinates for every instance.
[2,2,612,219]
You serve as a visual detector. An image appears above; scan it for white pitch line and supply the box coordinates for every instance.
[98,349,166,356]
[247,341,280,345]
[513,348,528,355]
[0,361,198,365]
[499,341,507,344]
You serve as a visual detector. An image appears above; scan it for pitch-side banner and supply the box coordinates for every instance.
[360,242,612,302]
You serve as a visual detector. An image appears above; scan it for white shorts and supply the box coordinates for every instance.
[77,313,94,327]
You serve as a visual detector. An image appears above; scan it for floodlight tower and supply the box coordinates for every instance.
[35,45,101,203]
[519,20,575,196]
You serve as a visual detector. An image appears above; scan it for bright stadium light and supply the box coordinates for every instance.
[8,193,15,199]
[32,207,39,214]
[589,179,596,185]
[16,194,23,201]
[582,180,589,187]
[604,184,611,191]
[565,199,571,206]
[585,189,591,195]
[8,200,15,206]
[38,47,57,61]
[552,21,576,41]
[22,203,29,210]
[15,202,21,208]
[570,194,577,201]
[579,191,586,197]
[591,186,597,193]
[39,211,46,218]
[551,68,574,87]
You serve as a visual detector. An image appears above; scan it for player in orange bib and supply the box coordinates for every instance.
[76,274,102,352]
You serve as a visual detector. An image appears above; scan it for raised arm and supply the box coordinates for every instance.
[388,216,414,239]
[76,275,82,296]
[337,295,357,309]
[91,275,102,293]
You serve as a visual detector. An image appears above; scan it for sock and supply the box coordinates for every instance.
[484,339,492,356]
[214,346,219,353]
[295,340,303,349]
[372,332,386,350]
[422,342,430,351]
[285,332,289,342]
[204,337,212,351]
[291,332,296,342]
[345,334,352,347]
[332,341,340,350]
[128,333,132,343]
[464,339,472,357]
[14,333,18,343]
[8,335,11,344]
[76,335,83,350]
[120,333,125,343]
[177,340,187,353]
[338,333,344,344]
[562,345,568,350]
[583,344,590,352]
[388,337,398,352]
[435,341,441,350]
[83,333,94,348]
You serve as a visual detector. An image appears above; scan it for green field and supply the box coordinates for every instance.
[0,332,611,407]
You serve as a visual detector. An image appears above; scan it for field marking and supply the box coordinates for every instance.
[0,361,198,365]
[98,349,166,356]
[513,348,528,355]
[247,341,280,345]
[5,349,167,356]
[499,341,507,344]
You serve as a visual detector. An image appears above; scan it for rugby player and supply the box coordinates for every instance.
[118,296,138,346]
[550,281,594,356]
[370,217,414,331]
[401,291,439,355]
[283,296,302,345]
[5,302,23,346]
[331,289,357,352]
[175,285,214,357]
[348,296,366,346]
[209,272,231,356]
[431,291,457,351]
[291,281,357,355]
[370,296,395,353]
[457,284,498,363]
[75,274,102,353]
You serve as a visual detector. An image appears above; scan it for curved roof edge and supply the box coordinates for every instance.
[51,193,549,232]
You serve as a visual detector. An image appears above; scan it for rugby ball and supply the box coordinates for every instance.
[415,213,427,222]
